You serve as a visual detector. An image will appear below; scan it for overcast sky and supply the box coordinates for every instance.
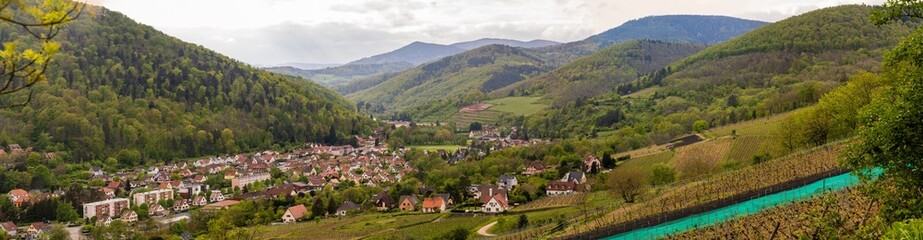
[88,0,884,65]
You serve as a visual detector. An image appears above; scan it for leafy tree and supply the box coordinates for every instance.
[38,224,70,240]
[845,0,923,221]
[0,0,83,108]
[607,167,648,203]
[650,163,676,186]
[884,218,923,240]
[600,152,616,169]
[56,200,79,223]
[469,122,482,131]
[692,120,709,133]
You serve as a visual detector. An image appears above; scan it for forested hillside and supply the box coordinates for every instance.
[348,45,551,121]
[513,5,914,141]
[534,15,766,66]
[495,40,705,105]
[0,6,375,163]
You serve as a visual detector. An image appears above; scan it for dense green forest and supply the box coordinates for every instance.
[0,6,375,163]
[511,5,914,143]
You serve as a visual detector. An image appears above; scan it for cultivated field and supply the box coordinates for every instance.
[553,143,846,239]
[667,187,879,239]
[449,109,505,129]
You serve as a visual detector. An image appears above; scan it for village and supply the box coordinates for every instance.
[0,124,604,239]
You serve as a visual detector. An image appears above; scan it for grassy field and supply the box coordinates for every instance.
[408,145,467,151]
[369,215,493,240]
[485,97,549,116]
[623,86,661,98]
[708,110,799,137]
[257,212,441,239]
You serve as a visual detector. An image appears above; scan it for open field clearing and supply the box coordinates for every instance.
[485,97,549,116]
[623,86,661,99]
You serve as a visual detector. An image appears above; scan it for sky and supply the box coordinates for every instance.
[87,0,885,66]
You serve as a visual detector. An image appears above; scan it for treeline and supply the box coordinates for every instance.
[0,6,374,163]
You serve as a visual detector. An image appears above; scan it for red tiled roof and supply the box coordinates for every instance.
[287,204,307,219]
[422,197,444,209]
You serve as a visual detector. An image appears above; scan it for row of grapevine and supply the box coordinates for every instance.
[666,187,879,239]
[553,142,846,238]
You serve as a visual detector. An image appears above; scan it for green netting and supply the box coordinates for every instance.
[604,172,861,240]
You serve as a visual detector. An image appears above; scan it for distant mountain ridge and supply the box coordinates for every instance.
[267,38,560,88]
[345,15,767,120]
[348,38,560,66]
[450,38,560,50]
[589,15,769,45]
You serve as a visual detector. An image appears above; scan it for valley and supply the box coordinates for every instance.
[1,1,922,240]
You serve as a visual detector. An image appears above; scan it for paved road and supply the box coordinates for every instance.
[476,221,498,237]
[66,226,83,240]
[159,213,190,224]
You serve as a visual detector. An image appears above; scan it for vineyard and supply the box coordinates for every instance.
[614,145,669,160]
[368,215,493,240]
[512,194,588,212]
[619,151,674,171]
[449,109,505,129]
[671,138,732,178]
[725,136,782,163]
[666,187,881,239]
[257,212,440,239]
[709,110,797,137]
[552,142,847,239]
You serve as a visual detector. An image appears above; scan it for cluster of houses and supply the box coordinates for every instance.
[0,144,57,169]
[544,156,598,195]
[1,221,56,240]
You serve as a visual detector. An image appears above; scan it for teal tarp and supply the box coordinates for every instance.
[604,172,861,240]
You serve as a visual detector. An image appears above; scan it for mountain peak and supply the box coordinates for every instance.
[589,15,768,45]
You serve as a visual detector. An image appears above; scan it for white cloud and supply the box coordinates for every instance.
[97,0,886,65]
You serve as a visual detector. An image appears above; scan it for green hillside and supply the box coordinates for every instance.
[348,45,551,121]
[496,40,705,105]
[514,5,914,142]
[0,5,374,162]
